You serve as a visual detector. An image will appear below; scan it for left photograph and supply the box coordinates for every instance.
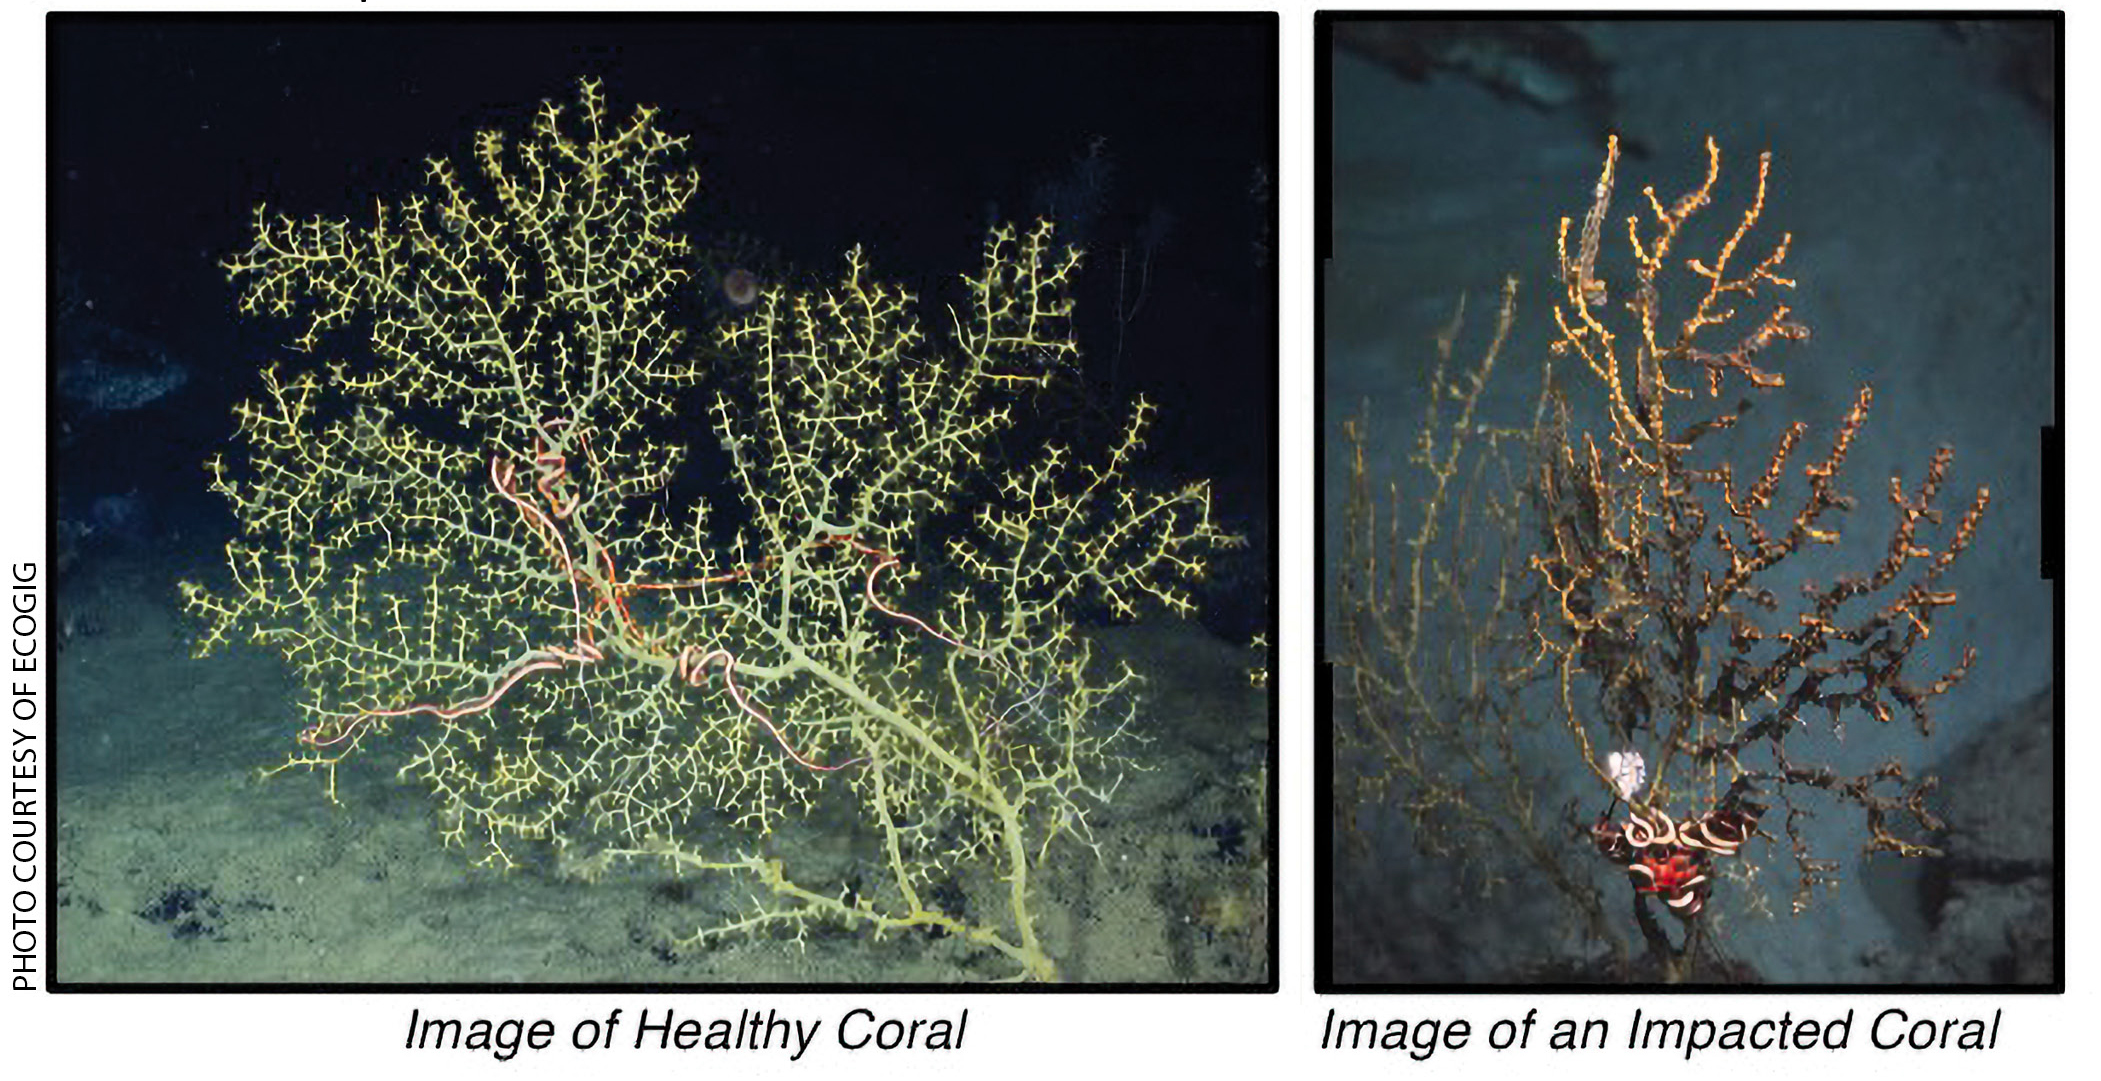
[51,14,1275,986]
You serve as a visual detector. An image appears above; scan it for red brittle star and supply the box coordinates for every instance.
[300,420,993,773]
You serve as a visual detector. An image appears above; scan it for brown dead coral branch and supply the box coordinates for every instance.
[1334,277,1617,945]
[1534,136,1988,936]
[1336,134,1987,981]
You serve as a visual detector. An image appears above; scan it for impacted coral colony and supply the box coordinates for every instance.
[183,79,1237,981]
[1336,134,1985,980]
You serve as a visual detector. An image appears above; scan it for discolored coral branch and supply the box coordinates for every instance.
[1337,133,1989,984]
[1533,136,1988,946]
[1333,278,1625,951]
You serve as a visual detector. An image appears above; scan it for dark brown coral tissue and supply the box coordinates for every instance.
[1336,135,1988,981]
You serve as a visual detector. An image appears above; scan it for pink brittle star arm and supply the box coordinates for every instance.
[491,452,594,651]
[300,448,608,752]
[677,646,868,772]
[300,642,599,749]
[844,535,988,656]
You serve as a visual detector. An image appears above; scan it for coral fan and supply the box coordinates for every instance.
[181,78,1231,981]
[1336,135,1987,982]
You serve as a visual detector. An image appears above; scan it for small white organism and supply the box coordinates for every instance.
[1606,749,1646,802]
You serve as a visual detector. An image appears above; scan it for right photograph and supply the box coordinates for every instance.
[1320,17,2059,987]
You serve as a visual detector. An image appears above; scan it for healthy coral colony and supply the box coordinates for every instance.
[181,79,1233,981]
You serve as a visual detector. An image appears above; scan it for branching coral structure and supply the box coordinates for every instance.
[1335,136,1988,982]
[180,79,1231,982]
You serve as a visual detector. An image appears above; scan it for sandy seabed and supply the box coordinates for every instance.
[53,553,1270,986]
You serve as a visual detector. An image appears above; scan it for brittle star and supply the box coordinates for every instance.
[302,422,1003,772]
